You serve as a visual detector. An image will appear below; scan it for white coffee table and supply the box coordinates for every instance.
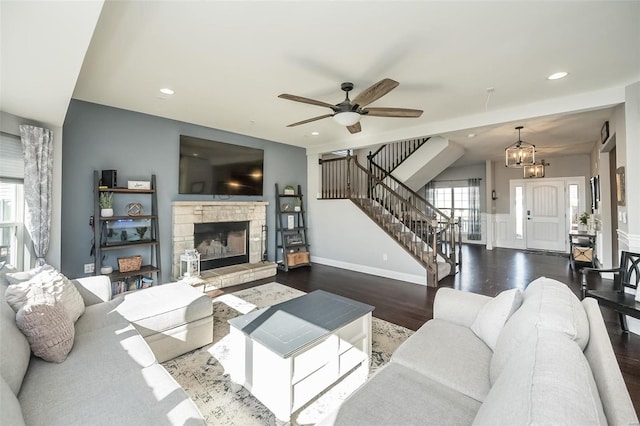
[228,290,374,422]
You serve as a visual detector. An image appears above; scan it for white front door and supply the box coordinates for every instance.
[525,180,566,251]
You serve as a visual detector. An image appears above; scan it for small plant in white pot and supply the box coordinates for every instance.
[578,212,589,232]
[100,192,114,217]
[283,185,295,195]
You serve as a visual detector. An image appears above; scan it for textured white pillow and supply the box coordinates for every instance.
[471,288,523,350]
[5,265,85,322]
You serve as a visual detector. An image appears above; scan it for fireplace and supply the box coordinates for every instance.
[194,221,249,270]
[172,201,269,280]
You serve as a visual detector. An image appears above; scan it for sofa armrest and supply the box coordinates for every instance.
[71,276,112,306]
[433,287,492,328]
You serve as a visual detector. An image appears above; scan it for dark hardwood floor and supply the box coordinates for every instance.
[228,245,640,416]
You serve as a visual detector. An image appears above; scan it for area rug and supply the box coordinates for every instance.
[162,282,414,425]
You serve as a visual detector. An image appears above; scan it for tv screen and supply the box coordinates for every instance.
[179,135,264,196]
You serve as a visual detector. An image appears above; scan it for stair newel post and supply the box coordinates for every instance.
[449,215,457,270]
[367,151,373,199]
[457,216,463,267]
[346,155,352,199]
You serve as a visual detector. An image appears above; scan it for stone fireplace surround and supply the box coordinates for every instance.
[172,201,276,289]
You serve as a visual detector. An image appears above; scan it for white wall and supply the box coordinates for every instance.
[307,154,427,285]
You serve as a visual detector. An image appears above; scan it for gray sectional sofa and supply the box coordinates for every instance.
[1,274,213,426]
[321,277,639,425]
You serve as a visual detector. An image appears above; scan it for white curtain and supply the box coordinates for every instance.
[19,125,53,266]
[468,178,481,240]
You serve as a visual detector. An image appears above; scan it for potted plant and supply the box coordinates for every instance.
[294,198,301,212]
[100,192,114,217]
[283,185,295,195]
[578,212,589,232]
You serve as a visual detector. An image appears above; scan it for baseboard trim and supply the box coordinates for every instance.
[310,256,426,286]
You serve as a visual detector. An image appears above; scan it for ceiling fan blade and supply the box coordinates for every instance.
[352,78,399,107]
[364,107,423,118]
[347,122,361,134]
[278,94,337,110]
[286,114,333,127]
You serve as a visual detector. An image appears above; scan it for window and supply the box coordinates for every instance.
[515,185,524,239]
[0,133,25,269]
[568,183,580,228]
[433,185,476,237]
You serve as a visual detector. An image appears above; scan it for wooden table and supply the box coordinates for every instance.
[228,290,374,422]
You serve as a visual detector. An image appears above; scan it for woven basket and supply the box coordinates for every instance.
[117,255,142,272]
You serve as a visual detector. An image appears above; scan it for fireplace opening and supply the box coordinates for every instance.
[194,221,249,270]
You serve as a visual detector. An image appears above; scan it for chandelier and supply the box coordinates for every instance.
[505,126,535,168]
[524,160,549,178]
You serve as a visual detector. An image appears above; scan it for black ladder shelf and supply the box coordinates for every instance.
[275,183,311,271]
[93,171,162,295]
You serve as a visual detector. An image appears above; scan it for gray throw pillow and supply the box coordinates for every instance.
[16,300,75,363]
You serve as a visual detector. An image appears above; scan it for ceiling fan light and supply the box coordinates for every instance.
[332,111,361,127]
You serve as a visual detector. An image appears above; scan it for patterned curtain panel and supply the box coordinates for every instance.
[19,125,53,266]
[468,178,481,240]
[425,180,435,205]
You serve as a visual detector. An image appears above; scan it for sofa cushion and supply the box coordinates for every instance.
[0,298,30,395]
[490,277,589,383]
[473,328,606,426]
[19,322,157,425]
[115,282,212,337]
[392,319,492,402]
[0,376,25,426]
[471,288,522,350]
[0,262,17,287]
[322,362,481,426]
[5,265,85,322]
[73,297,128,336]
[20,359,204,425]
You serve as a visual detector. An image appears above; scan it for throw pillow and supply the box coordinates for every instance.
[471,288,523,350]
[15,289,75,363]
[5,265,85,322]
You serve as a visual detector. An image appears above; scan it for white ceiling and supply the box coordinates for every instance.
[3,1,640,164]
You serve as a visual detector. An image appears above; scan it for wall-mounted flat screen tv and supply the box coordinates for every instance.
[179,135,264,196]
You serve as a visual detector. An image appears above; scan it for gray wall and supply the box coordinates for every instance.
[493,153,591,214]
[62,100,307,281]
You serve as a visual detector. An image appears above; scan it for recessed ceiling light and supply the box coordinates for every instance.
[160,88,174,95]
[547,72,568,80]
[311,131,320,136]
[467,133,476,138]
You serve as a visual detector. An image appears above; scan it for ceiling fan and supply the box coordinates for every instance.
[278,78,423,134]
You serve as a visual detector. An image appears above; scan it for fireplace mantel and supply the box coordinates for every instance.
[172,201,269,280]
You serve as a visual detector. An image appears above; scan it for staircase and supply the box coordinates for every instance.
[319,145,461,286]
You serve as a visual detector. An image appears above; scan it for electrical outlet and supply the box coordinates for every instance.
[382,253,388,261]
[84,263,94,274]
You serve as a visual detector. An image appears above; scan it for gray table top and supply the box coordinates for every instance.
[228,290,374,358]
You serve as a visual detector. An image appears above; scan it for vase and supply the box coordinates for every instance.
[101,208,114,217]
[578,224,587,232]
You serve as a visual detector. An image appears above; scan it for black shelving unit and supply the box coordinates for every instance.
[275,183,311,271]
[93,171,161,295]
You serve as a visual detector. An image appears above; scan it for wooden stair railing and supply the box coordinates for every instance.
[368,161,461,270]
[367,137,430,183]
[319,155,452,286]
